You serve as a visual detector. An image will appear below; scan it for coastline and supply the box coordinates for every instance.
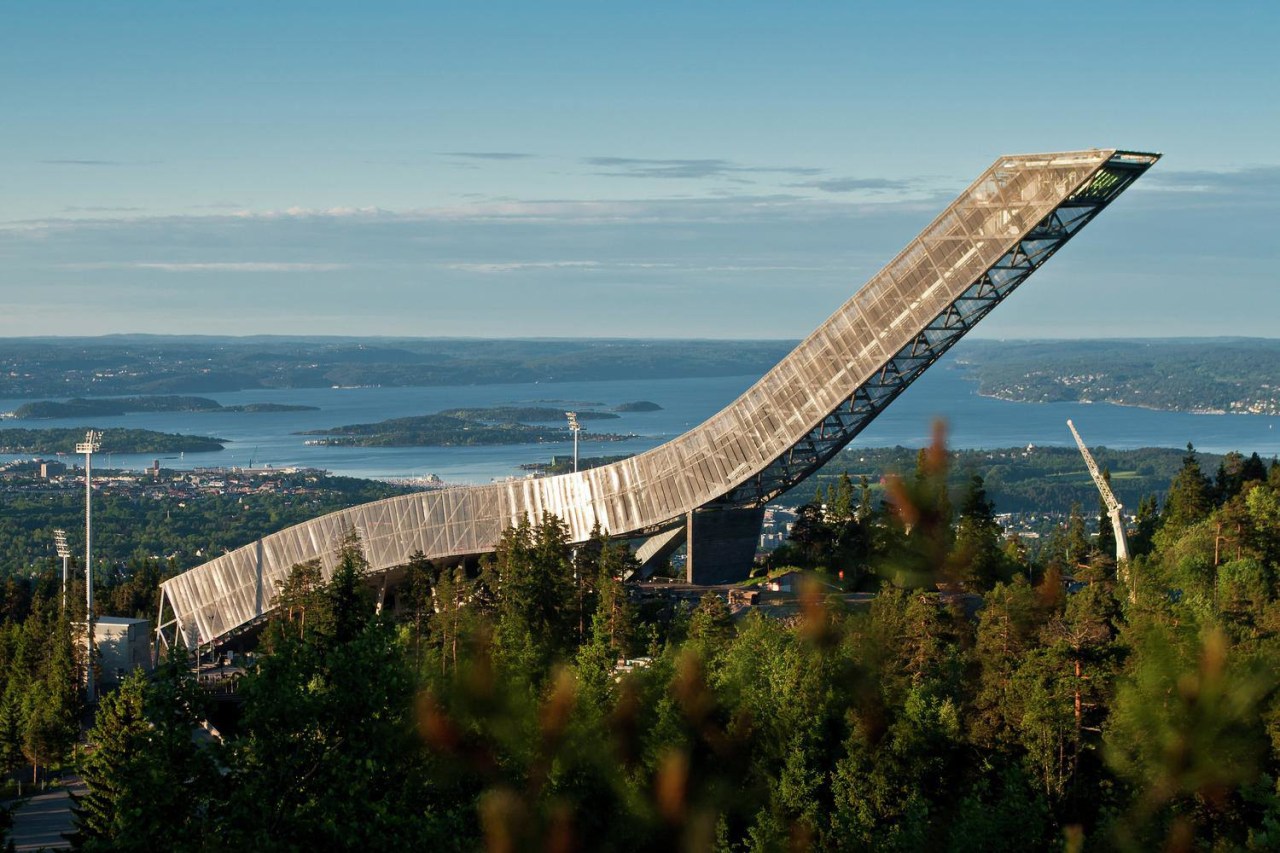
[970,387,1273,418]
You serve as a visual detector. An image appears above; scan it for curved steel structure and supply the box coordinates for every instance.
[158,148,1159,649]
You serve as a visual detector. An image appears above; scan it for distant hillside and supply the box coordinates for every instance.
[0,337,795,398]
[958,338,1280,415]
[7,395,317,419]
[4,336,1277,418]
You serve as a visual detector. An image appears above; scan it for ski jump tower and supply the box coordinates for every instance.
[158,148,1160,651]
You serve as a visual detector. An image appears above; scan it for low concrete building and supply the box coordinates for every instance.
[95,617,151,687]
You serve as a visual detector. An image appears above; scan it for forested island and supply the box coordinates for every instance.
[961,338,1280,414]
[0,427,225,454]
[302,408,633,447]
[614,400,663,412]
[5,395,317,419]
[437,406,618,422]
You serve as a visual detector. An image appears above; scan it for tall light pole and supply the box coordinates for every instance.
[77,429,101,702]
[565,412,580,473]
[53,529,70,614]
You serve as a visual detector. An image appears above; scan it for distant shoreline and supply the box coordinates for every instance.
[972,388,1261,417]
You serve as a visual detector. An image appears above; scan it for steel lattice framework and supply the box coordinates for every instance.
[157,148,1159,650]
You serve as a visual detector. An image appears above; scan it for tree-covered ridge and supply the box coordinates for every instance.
[960,338,1280,414]
[7,396,317,419]
[0,427,225,454]
[10,436,1275,851]
[514,444,1241,517]
[807,444,1233,515]
[0,337,794,398]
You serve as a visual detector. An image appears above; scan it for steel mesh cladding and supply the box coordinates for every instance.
[157,148,1161,650]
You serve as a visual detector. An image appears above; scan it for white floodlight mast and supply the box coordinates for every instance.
[565,412,581,474]
[76,429,101,701]
[53,529,70,614]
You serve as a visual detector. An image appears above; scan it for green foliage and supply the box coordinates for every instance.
[0,593,80,785]
[953,475,1011,588]
[1104,625,1279,849]
[489,513,578,682]
[805,443,1219,517]
[224,535,437,849]
[21,616,79,783]
[76,659,217,850]
[1163,444,1214,533]
[11,432,1280,850]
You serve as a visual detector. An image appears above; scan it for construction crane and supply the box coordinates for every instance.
[1066,420,1130,564]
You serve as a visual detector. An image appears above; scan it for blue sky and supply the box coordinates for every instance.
[2,1,1277,338]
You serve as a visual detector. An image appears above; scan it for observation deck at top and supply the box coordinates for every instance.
[157,148,1160,650]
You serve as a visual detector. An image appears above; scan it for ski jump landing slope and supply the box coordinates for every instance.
[158,149,1159,649]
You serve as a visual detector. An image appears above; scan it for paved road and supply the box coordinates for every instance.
[7,777,83,851]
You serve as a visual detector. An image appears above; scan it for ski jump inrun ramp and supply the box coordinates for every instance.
[157,148,1160,650]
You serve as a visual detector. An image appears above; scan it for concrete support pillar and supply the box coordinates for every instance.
[685,506,765,585]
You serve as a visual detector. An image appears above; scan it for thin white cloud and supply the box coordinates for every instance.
[438,151,535,161]
[437,260,836,275]
[59,261,349,272]
[583,156,823,180]
[443,260,602,273]
[62,205,145,213]
[234,206,386,219]
[1,193,944,237]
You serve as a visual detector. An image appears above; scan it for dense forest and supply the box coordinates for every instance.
[961,339,1280,415]
[4,439,1280,850]
[805,444,1239,516]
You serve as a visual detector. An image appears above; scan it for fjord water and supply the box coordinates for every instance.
[2,357,1277,483]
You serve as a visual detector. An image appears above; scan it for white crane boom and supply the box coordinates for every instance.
[1066,419,1130,563]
